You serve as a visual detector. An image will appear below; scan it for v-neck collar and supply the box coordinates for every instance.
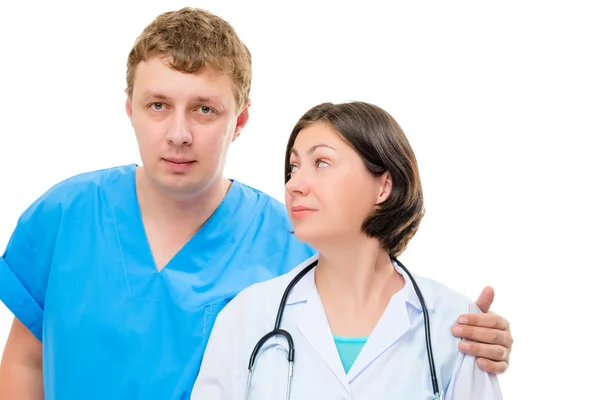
[109,164,246,300]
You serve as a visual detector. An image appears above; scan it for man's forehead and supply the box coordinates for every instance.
[133,59,236,105]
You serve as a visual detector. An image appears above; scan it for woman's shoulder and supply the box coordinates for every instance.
[411,273,481,318]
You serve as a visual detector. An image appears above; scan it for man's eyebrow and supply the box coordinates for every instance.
[141,91,170,101]
[141,93,223,107]
[191,96,226,109]
[290,144,336,157]
[191,96,216,103]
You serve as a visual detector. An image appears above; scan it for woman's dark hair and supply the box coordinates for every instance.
[284,101,424,256]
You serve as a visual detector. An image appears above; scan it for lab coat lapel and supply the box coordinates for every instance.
[346,291,412,382]
[287,268,351,394]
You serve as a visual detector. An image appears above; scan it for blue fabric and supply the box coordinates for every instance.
[0,164,315,400]
[333,335,368,374]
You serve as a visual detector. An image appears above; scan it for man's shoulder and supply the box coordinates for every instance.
[233,180,306,240]
[234,180,288,218]
[247,254,318,295]
[43,164,132,200]
[20,164,134,223]
[220,254,319,320]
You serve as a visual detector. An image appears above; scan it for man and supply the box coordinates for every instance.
[0,7,513,399]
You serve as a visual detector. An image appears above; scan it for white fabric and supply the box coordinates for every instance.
[192,254,503,399]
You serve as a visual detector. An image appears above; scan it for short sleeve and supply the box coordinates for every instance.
[0,211,49,341]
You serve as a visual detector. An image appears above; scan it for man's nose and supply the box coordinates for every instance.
[166,111,192,146]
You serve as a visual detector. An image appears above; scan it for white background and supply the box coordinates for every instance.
[1,0,599,398]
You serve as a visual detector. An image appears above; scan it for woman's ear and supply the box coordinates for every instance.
[377,171,392,204]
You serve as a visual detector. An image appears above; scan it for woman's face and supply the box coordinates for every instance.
[285,121,390,248]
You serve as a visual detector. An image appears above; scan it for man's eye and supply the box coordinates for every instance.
[150,103,164,110]
[199,106,214,115]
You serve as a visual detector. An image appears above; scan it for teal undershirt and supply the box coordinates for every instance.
[333,335,369,373]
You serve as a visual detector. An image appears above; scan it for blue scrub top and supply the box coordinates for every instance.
[0,164,315,399]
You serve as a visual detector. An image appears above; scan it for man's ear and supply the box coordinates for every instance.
[376,171,392,204]
[232,100,251,142]
[125,88,133,119]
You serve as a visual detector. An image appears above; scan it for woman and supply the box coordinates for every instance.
[191,101,503,399]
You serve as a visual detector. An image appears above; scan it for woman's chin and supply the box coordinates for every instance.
[292,228,308,242]
[292,227,315,244]
[292,227,327,250]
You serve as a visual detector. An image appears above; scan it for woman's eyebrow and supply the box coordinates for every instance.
[290,144,336,157]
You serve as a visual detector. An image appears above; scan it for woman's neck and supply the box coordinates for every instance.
[314,237,405,337]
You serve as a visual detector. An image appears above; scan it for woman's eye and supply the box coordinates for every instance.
[289,164,298,173]
[317,160,329,168]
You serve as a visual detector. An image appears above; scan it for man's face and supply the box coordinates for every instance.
[126,56,249,197]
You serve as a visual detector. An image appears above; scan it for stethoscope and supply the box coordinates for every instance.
[245,256,444,400]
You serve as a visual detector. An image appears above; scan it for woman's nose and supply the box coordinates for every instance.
[285,169,310,196]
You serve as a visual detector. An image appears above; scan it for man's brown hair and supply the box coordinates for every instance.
[126,7,252,110]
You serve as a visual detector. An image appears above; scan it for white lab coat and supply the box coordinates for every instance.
[192,254,503,399]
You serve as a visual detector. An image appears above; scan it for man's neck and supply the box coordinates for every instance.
[135,167,231,230]
[134,167,232,271]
